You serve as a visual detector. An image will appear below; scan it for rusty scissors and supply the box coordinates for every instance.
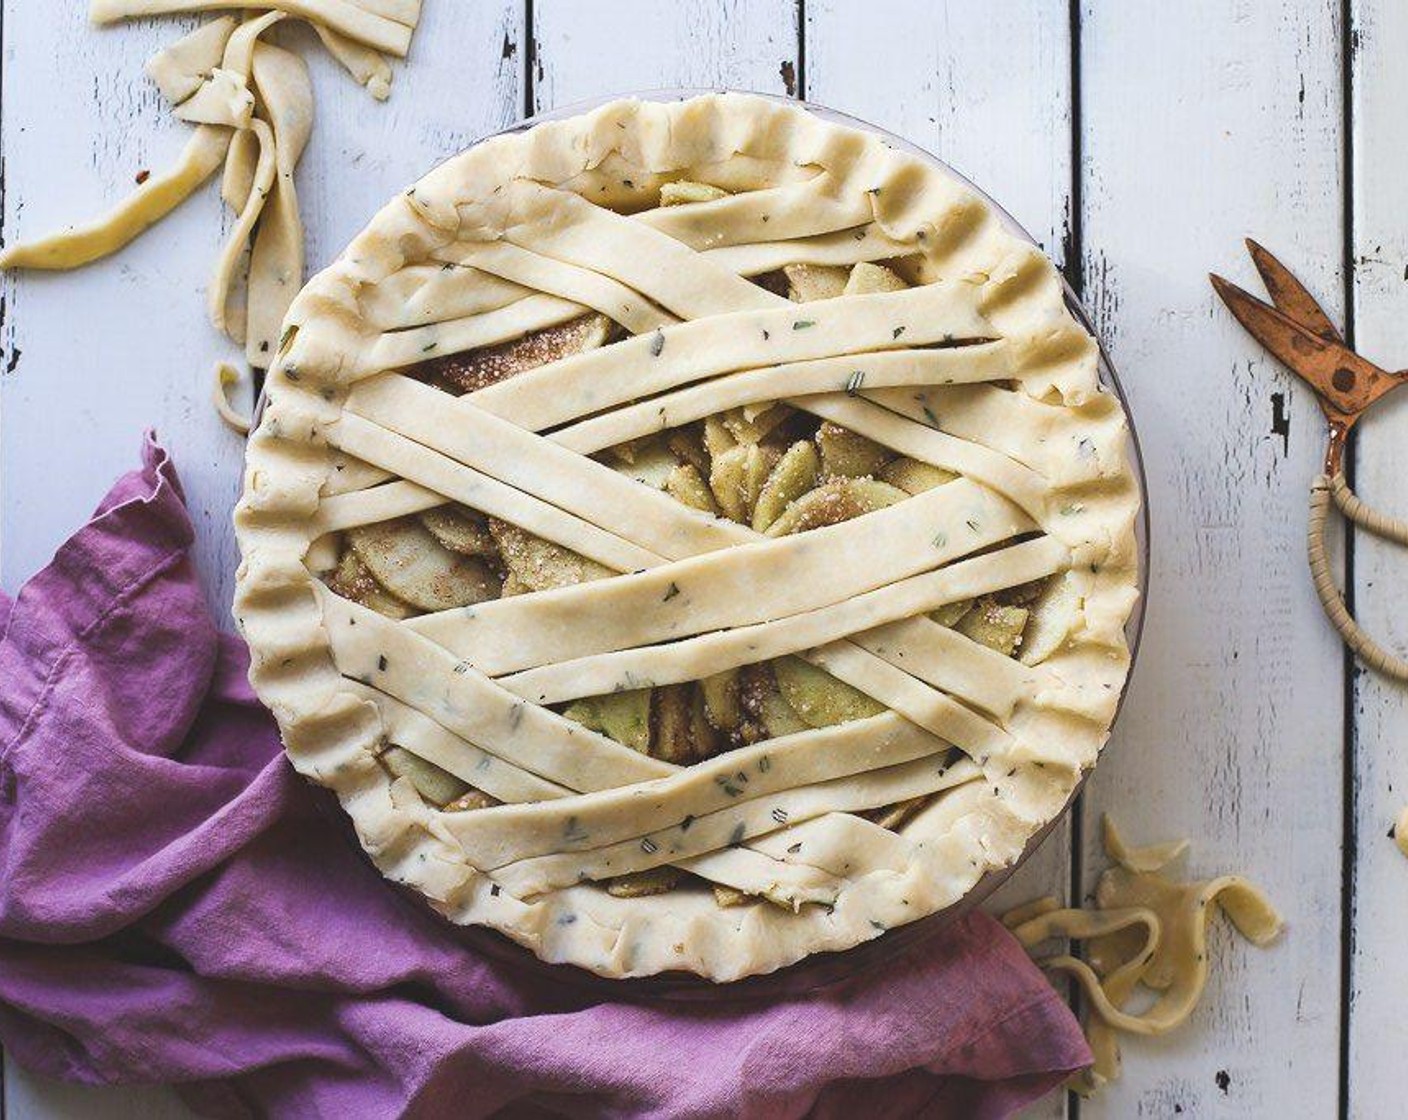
[1211,240,1408,680]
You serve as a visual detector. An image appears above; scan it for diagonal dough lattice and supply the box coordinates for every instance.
[234,93,1141,980]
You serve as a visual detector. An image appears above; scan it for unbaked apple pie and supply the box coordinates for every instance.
[234,92,1141,980]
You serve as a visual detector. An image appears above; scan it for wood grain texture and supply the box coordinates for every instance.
[3,1078,197,1120]
[1077,2,1346,1116]
[806,0,1073,268]
[0,6,238,616]
[531,0,797,110]
[1348,2,1408,1116]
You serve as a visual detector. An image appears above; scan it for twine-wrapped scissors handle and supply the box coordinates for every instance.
[1307,473,1408,679]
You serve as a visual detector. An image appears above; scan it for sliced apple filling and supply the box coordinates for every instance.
[316,217,1081,914]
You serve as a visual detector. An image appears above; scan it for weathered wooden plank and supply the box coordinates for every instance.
[0,3,525,1117]
[807,0,1073,267]
[1347,2,1408,1116]
[1077,2,1345,1116]
[4,1076,198,1120]
[0,7,235,616]
[805,7,1075,1116]
[0,2,524,619]
[532,0,797,110]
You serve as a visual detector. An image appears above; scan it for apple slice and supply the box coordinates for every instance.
[381,745,469,807]
[418,504,497,557]
[764,477,908,537]
[784,262,849,302]
[325,549,416,619]
[348,517,500,612]
[773,655,885,728]
[1019,572,1083,665]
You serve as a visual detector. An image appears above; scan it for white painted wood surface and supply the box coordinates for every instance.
[2,1,1404,1117]
[1348,2,1408,1117]
[1078,4,1348,1117]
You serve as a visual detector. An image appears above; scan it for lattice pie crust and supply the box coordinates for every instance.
[234,93,1140,980]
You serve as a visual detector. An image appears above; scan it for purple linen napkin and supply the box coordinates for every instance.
[0,435,1090,1119]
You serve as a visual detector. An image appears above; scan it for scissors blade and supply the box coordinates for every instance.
[1210,272,1402,417]
[1244,238,1343,344]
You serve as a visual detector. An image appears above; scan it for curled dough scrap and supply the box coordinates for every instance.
[90,0,418,58]
[5,5,415,287]
[213,362,252,434]
[209,118,277,341]
[243,41,314,364]
[145,15,237,104]
[313,22,393,100]
[0,126,232,271]
[1101,811,1188,874]
[1004,816,1283,1096]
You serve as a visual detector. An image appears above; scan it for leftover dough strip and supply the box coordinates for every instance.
[242,41,314,364]
[90,0,417,57]
[4,5,419,427]
[1006,817,1283,1096]
[212,361,253,433]
[0,126,232,271]
[145,16,238,103]
[209,118,278,340]
[311,22,393,99]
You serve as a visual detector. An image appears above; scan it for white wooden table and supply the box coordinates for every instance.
[1,2,1402,1117]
